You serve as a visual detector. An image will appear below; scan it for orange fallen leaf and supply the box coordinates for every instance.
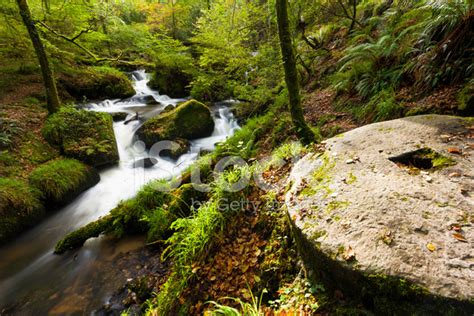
[452,233,468,242]
[448,147,462,154]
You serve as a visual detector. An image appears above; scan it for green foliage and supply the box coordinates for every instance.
[351,88,403,122]
[457,82,474,114]
[29,158,98,203]
[207,289,267,316]
[148,36,195,98]
[0,117,23,149]
[332,34,407,97]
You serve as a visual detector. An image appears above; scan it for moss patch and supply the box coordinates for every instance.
[0,178,44,244]
[136,99,214,147]
[148,64,192,98]
[43,107,119,167]
[29,158,100,206]
[58,66,135,101]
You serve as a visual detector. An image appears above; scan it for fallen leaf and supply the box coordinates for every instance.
[426,243,436,252]
[448,147,462,154]
[452,233,468,242]
[342,246,355,261]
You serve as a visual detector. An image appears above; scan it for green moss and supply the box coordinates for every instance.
[149,64,193,98]
[43,107,119,167]
[29,158,99,205]
[19,132,57,164]
[54,215,112,254]
[59,66,135,100]
[457,83,473,115]
[0,178,44,244]
[346,172,357,184]
[325,201,350,214]
[136,99,214,147]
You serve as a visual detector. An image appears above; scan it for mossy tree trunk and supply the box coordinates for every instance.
[276,0,315,145]
[16,0,60,114]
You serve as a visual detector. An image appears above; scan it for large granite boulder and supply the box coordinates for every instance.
[285,115,473,313]
[136,99,214,148]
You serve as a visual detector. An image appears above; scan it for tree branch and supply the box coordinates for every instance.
[36,21,122,63]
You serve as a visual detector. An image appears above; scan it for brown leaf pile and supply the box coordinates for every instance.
[183,213,267,314]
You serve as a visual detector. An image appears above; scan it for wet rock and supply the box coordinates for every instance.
[143,95,159,105]
[136,99,214,148]
[286,115,473,313]
[109,112,129,122]
[132,157,158,169]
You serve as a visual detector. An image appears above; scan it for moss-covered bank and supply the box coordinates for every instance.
[29,158,100,207]
[0,178,44,244]
[43,107,119,167]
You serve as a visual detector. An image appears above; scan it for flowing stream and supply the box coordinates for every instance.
[0,70,239,314]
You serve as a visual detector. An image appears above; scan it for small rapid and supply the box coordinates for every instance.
[0,70,238,314]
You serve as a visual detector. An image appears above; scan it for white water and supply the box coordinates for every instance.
[0,70,238,314]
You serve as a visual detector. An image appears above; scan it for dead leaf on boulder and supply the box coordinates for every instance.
[448,147,462,154]
[426,243,436,252]
[343,246,355,261]
[452,233,468,243]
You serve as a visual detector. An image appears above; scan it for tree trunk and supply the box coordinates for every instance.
[276,0,314,144]
[16,0,60,114]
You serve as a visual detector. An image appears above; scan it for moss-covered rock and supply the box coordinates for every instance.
[43,107,119,167]
[29,158,100,207]
[136,99,214,147]
[0,178,44,244]
[190,75,232,102]
[59,66,135,101]
[148,64,192,98]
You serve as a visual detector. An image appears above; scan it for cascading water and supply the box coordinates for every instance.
[0,70,239,314]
